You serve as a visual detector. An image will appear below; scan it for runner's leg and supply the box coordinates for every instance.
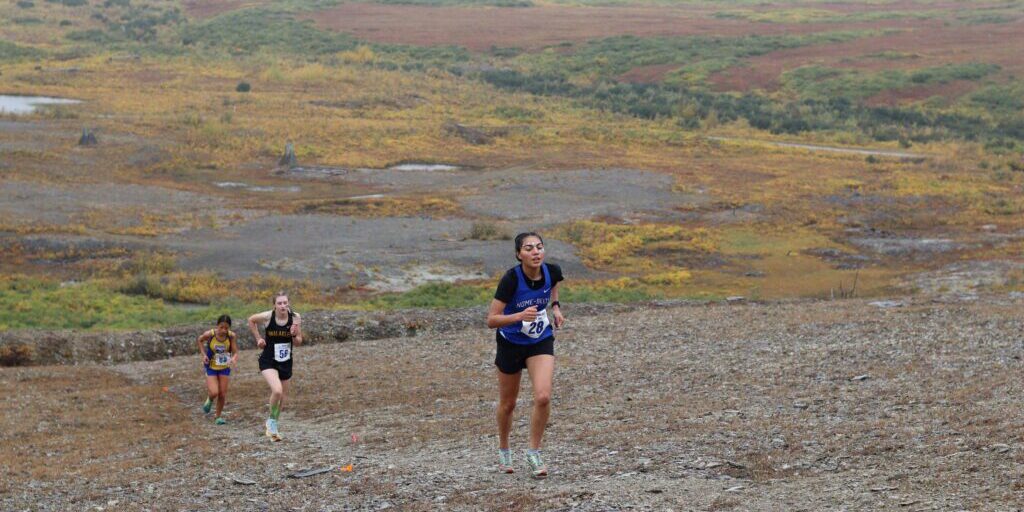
[280,376,289,415]
[525,354,554,450]
[496,369,521,450]
[215,374,229,418]
[261,369,284,419]
[203,374,218,413]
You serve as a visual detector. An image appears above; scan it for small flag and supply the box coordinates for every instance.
[340,464,353,472]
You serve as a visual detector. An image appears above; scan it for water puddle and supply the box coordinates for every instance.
[215,182,300,193]
[386,163,460,171]
[287,163,460,178]
[0,95,81,115]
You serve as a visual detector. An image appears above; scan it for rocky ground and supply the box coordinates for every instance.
[4,295,1024,511]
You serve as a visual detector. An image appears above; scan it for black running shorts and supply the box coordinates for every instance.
[258,356,293,381]
[495,335,554,374]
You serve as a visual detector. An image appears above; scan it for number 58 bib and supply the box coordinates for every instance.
[274,343,291,362]
[520,309,550,339]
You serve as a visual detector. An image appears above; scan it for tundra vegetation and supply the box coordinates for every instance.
[0,0,1022,329]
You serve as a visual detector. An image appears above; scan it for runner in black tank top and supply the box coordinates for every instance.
[260,310,294,370]
[248,292,303,442]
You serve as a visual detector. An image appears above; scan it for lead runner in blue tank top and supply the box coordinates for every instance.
[486,232,565,479]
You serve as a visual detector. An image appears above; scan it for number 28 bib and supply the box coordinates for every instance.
[520,309,550,339]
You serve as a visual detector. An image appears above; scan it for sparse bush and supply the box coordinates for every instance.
[119,273,163,299]
[492,105,541,120]
[66,29,120,44]
[180,112,203,127]
[16,1,34,8]
[126,252,176,275]
[236,81,251,93]
[0,343,34,366]
[338,45,376,64]
[467,221,510,241]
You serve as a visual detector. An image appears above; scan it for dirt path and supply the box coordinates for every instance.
[707,136,929,159]
[5,296,1024,510]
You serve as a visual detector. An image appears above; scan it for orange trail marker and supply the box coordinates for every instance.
[351,434,359,443]
[340,464,353,472]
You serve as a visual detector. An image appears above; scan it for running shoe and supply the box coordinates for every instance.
[202,398,213,414]
[265,419,282,441]
[215,417,226,425]
[498,449,514,474]
[525,450,547,479]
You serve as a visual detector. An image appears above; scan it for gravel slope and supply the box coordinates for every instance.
[3,296,1024,511]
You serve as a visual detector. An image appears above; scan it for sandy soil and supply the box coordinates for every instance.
[4,295,1024,510]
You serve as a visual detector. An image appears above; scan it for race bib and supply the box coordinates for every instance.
[214,353,231,367]
[274,343,291,362]
[520,309,550,339]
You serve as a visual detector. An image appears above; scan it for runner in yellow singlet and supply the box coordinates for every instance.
[197,315,238,425]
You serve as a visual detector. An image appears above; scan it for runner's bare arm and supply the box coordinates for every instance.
[290,313,303,346]
[551,284,564,329]
[486,299,536,328]
[228,331,239,365]
[248,311,271,348]
[197,329,212,364]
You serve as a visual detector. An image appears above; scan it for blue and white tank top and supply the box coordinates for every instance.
[498,264,553,345]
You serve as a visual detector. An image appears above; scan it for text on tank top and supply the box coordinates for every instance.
[264,311,293,362]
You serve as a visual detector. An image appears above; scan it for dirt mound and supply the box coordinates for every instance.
[0,303,634,366]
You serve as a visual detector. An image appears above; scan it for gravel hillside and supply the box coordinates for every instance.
[3,296,1024,511]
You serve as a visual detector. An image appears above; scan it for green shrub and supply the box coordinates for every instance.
[66,29,121,44]
[0,40,42,62]
[236,81,251,93]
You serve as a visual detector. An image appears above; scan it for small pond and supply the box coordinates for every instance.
[0,95,81,115]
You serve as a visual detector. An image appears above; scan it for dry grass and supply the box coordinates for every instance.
[298,196,463,218]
